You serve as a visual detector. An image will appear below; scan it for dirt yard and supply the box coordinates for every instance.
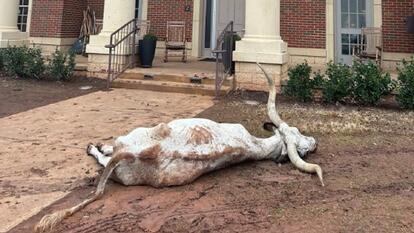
[3,77,414,232]
[0,76,107,118]
[0,76,214,232]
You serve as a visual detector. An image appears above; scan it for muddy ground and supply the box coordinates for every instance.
[0,75,107,118]
[5,81,414,232]
[0,76,214,232]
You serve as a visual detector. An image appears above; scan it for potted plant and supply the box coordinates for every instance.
[139,33,158,68]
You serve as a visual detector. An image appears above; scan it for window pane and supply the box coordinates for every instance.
[21,24,26,32]
[350,14,358,28]
[350,0,357,13]
[341,13,349,28]
[341,0,348,13]
[342,45,350,55]
[358,0,366,13]
[359,14,366,28]
[342,34,349,43]
[23,7,28,15]
[350,34,359,44]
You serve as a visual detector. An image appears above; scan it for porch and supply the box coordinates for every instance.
[84,0,287,95]
[76,55,234,96]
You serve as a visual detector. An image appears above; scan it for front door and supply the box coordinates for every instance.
[335,0,373,65]
[202,0,245,57]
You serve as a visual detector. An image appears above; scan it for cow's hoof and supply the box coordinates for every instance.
[96,142,104,154]
[86,143,95,156]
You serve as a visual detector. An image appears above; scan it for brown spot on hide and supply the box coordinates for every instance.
[112,152,135,163]
[139,144,162,161]
[153,123,171,139]
[173,146,247,161]
[187,126,213,145]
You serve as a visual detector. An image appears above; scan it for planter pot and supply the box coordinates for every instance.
[407,16,414,34]
[139,39,157,68]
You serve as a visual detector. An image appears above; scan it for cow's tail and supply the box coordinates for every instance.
[34,152,135,233]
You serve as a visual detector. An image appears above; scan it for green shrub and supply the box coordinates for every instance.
[351,61,392,106]
[2,46,45,79]
[312,70,325,89]
[396,58,414,109]
[0,49,4,71]
[47,50,76,81]
[143,33,157,41]
[322,62,353,104]
[285,62,314,102]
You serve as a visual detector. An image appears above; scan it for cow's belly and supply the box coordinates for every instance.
[113,152,251,187]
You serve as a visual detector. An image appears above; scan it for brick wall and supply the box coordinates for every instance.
[87,0,105,19]
[61,0,87,38]
[382,0,414,53]
[147,0,193,41]
[30,0,104,38]
[280,0,326,49]
[30,0,65,37]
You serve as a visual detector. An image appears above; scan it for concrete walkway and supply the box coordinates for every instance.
[0,89,213,232]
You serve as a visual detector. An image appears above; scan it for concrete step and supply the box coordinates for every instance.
[111,78,232,96]
[120,72,233,87]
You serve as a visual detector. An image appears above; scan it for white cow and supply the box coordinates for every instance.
[35,63,324,233]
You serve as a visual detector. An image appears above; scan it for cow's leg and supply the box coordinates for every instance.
[87,143,111,167]
[97,143,114,156]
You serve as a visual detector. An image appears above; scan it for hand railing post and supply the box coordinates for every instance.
[131,18,137,68]
[107,36,114,89]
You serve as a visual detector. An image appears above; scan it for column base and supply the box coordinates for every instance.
[0,31,28,47]
[86,33,112,55]
[233,38,289,64]
[234,62,288,92]
[87,53,134,78]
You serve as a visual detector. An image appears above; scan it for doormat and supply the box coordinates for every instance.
[199,57,216,62]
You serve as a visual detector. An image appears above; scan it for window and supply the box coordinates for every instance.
[17,0,29,32]
[135,0,140,19]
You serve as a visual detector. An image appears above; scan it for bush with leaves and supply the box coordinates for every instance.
[322,62,353,104]
[0,48,4,71]
[47,50,76,81]
[351,61,392,106]
[2,46,45,79]
[285,62,315,102]
[396,58,414,109]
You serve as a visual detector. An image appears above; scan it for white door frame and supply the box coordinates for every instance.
[201,0,218,58]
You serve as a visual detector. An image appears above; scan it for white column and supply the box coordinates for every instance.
[0,0,27,47]
[86,0,135,54]
[233,0,288,64]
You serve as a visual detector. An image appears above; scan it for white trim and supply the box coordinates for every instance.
[141,0,148,20]
[27,0,33,34]
[210,0,217,53]
[191,0,202,57]
[326,0,335,62]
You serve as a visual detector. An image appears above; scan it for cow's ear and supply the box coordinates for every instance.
[263,122,276,132]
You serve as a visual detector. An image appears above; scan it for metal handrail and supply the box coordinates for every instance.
[212,21,234,98]
[105,18,139,88]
